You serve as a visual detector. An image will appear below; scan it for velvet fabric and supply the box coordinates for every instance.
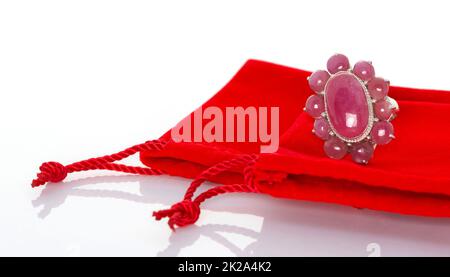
[141,59,310,184]
[141,59,450,217]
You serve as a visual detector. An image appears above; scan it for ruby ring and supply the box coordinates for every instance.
[304,54,399,164]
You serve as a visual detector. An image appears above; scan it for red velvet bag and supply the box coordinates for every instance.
[32,59,450,230]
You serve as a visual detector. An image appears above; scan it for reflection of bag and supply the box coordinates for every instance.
[32,59,450,231]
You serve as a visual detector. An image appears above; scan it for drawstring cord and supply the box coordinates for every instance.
[32,139,260,231]
[153,153,259,231]
[31,139,167,188]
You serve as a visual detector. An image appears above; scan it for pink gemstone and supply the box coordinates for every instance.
[374,100,393,121]
[353,61,375,81]
[327,54,350,74]
[367,77,389,100]
[350,142,374,164]
[314,118,331,140]
[308,70,330,92]
[305,94,325,118]
[325,73,370,140]
[324,137,348,159]
[371,121,394,145]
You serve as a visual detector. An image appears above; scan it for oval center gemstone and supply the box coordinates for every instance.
[325,72,370,140]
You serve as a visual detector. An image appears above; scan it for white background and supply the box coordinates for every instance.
[1,0,450,257]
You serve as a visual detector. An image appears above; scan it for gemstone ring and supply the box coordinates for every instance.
[304,54,399,164]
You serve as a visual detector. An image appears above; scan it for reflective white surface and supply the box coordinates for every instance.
[4,172,450,256]
[1,0,450,256]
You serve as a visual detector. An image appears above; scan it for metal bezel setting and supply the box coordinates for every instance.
[323,70,375,143]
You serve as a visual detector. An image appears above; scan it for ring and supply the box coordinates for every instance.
[304,54,399,164]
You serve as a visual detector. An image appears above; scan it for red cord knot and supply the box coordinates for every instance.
[31,161,68,188]
[152,199,200,231]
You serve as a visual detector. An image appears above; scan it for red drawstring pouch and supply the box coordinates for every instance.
[32,58,450,231]
[149,59,450,229]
